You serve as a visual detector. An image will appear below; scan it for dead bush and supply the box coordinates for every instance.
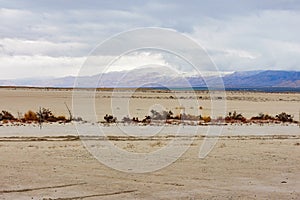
[202,116,211,123]
[225,111,246,122]
[104,114,117,123]
[150,109,173,120]
[36,108,56,122]
[0,110,15,120]
[57,116,66,121]
[251,113,275,120]
[24,110,38,121]
[276,112,294,122]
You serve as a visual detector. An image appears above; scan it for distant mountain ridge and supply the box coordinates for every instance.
[222,70,300,88]
[0,69,299,88]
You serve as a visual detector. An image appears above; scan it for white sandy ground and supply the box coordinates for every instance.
[0,88,300,199]
[0,125,300,199]
[0,122,299,137]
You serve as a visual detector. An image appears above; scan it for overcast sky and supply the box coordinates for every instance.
[0,0,300,79]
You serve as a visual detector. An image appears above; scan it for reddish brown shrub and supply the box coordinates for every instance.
[57,116,66,121]
[24,110,38,121]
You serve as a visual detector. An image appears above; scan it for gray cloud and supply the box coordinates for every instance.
[191,9,300,71]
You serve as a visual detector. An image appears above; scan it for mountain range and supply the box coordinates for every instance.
[0,68,299,88]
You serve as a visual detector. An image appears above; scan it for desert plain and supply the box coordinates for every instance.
[0,87,300,199]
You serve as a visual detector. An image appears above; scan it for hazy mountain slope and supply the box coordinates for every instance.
[222,70,300,87]
[0,69,299,88]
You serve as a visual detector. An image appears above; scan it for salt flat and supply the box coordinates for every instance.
[0,88,299,199]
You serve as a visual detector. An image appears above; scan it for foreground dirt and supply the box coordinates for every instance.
[0,136,299,199]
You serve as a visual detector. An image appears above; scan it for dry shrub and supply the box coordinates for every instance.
[202,116,211,123]
[104,114,117,123]
[57,116,66,121]
[276,112,294,122]
[24,110,38,121]
[47,117,58,122]
[150,109,173,120]
[37,108,54,121]
[225,111,246,122]
[0,110,15,120]
[36,108,69,123]
[251,113,275,120]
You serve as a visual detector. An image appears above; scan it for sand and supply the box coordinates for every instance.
[0,87,300,199]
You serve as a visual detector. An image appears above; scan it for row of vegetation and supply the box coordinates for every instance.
[104,109,298,125]
[0,108,71,124]
[0,108,297,125]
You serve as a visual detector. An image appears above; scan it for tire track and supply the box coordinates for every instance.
[43,190,138,200]
[0,182,86,194]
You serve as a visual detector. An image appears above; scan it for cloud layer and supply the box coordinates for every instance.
[0,0,300,79]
